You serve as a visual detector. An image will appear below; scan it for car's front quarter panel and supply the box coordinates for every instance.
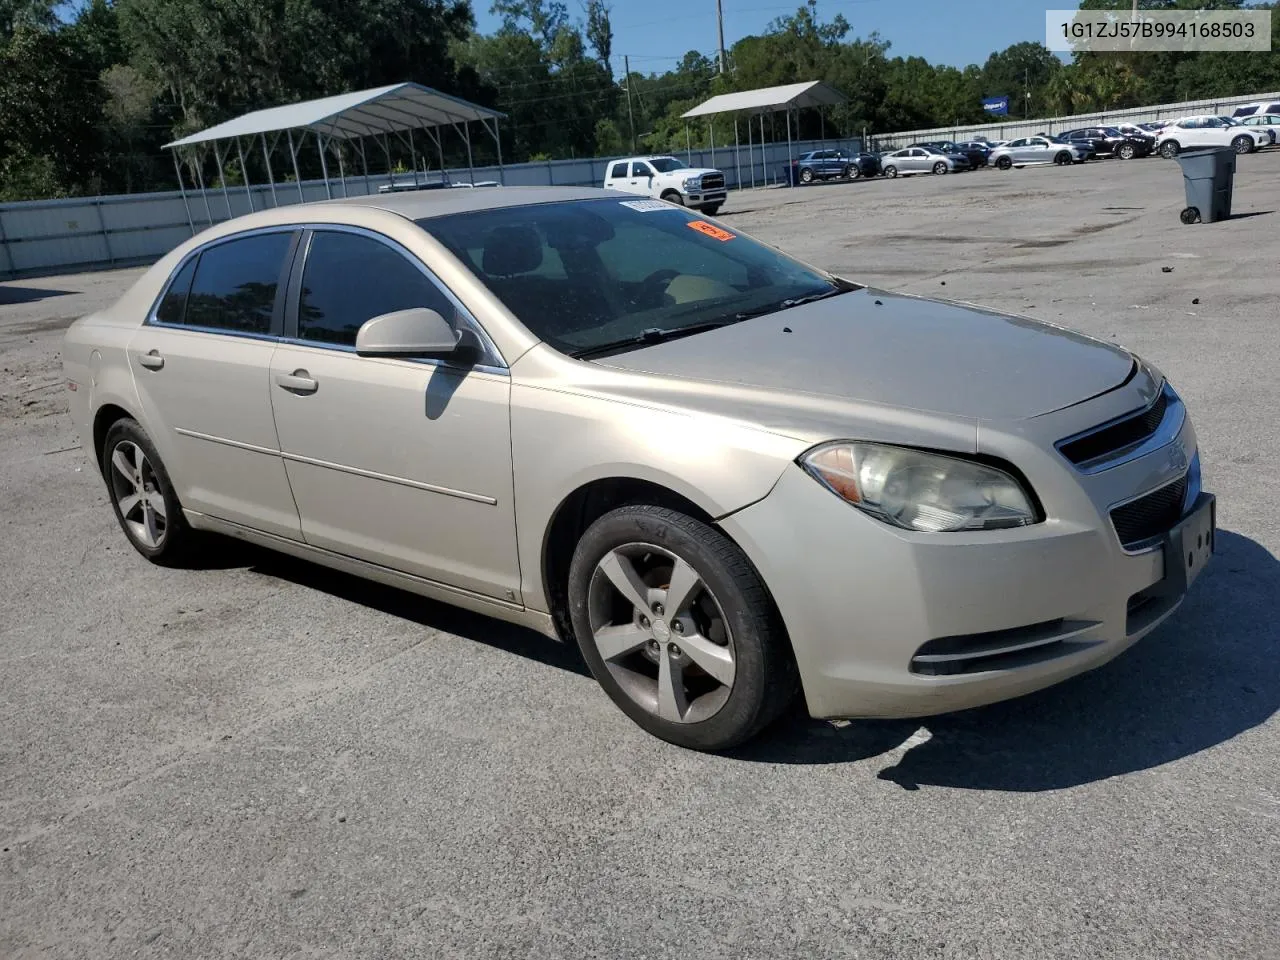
[508,346,813,613]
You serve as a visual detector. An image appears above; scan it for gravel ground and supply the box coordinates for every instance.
[2,152,1277,960]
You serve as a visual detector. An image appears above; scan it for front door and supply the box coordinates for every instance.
[127,230,303,539]
[627,160,655,196]
[268,227,521,602]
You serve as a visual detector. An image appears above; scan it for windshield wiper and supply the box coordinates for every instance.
[571,320,738,360]
[733,285,851,322]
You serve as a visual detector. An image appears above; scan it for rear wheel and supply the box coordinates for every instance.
[1181,207,1202,225]
[568,505,797,751]
[932,161,948,175]
[1161,140,1181,159]
[996,155,1013,170]
[1232,135,1253,155]
[101,418,195,565]
[883,164,898,178]
[799,167,814,184]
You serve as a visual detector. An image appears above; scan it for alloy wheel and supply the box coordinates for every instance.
[107,440,167,549]
[587,543,736,724]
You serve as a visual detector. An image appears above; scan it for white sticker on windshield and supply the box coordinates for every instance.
[619,199,673,212]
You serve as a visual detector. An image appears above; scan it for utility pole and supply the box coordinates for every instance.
[716,0,726,74]
[624,54,637,151]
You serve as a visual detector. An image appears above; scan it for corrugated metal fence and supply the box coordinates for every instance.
[868,90,1280,150]
[0,137,860,280]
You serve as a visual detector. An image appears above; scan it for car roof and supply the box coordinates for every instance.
[321,185,618,220]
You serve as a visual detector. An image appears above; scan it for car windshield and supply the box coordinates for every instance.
[1045,135,1071,144]
[419,198,848,358]
[647,157,686,172]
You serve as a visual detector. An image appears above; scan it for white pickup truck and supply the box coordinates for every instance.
[602,156,727,215]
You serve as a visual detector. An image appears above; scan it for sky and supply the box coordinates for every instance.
[472,0,1059,74]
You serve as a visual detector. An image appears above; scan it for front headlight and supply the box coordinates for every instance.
[682,176,700,189]
[799,442,1038,533]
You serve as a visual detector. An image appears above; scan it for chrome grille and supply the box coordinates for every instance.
[1110,475,1188,549]
[701,173,725,191]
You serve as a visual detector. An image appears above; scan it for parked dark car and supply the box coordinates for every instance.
[787,149,881,184]
[912,141,987,169]
[1059,126,1155,160]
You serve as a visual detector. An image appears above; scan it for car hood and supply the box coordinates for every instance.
[661,167,720,178]
[595,288,1136,421]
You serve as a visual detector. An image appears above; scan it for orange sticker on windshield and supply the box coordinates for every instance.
[686,220,736,242]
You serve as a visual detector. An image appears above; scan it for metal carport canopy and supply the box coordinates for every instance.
[163,82,505,147]
[680,81,848,191]
[680,81,846,119]
[161,82,507,233]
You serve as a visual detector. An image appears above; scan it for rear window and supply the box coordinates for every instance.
[609,162,627,179]
[155,256,196,324]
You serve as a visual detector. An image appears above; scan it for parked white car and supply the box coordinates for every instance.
[1239,113,1280,145]
[1156,115,1267,158]
[603,156,727,214]
[1230,99,1280,119]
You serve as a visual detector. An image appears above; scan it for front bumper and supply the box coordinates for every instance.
[719,387,1208,720]
[685,190,727,205]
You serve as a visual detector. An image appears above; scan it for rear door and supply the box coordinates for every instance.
[127,230,303,539]
[268,227,521,602]
[604,160,629,190]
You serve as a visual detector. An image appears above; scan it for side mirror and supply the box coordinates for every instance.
[355,307,461,358]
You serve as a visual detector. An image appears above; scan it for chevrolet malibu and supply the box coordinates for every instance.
[63,188,1215,751]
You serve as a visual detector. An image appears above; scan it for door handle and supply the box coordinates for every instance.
[275,370,318,395]
[137,349,164,371]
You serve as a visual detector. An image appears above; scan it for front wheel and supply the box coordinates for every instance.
[933,161,948,175]
[799,167,814,184]
[996,156,1013,170]
[844,164,859,180]
[568,505,798,752]
[660,190,684,206]
[698,203,722,216]
[101,418,195,565]
[1232,135,1254,155]
[1161,140,1180,159]
[1054,151,1072,166]
[1117,142,1136,160]
[883,165,898,178]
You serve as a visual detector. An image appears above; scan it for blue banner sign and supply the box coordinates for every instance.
[982,96,1010,116]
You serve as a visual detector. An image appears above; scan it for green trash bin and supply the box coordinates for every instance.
[1175,147,1235,224]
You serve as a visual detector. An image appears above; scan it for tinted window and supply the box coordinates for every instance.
[184,232,291,334]
[297,231,457,347]
[630,162,650,177]
[647,157,685,172]
[156,256,197,324]
[610,162,627,178]
[1008,139,1027,147]
[1268,103,1280,114]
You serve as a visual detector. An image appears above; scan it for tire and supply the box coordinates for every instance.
[843,164,859,180]
[1180,207,1202,225]
[1161,140,1180,159]
[101,418,195,565]
[799,167,814,184]
[699,203,722,216]
[996,155,1013,170]
[660,190,684,206]
[933,161,948,175]
[1117,142,1136,160]
[1054,151,1072,166]
[567,505,798,752]
[883,164,898,179]
[1232,135,1253,155]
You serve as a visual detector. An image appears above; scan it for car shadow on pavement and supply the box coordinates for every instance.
[735,529,1278,790]
[207,538,593,678]
[0,284,74,305]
